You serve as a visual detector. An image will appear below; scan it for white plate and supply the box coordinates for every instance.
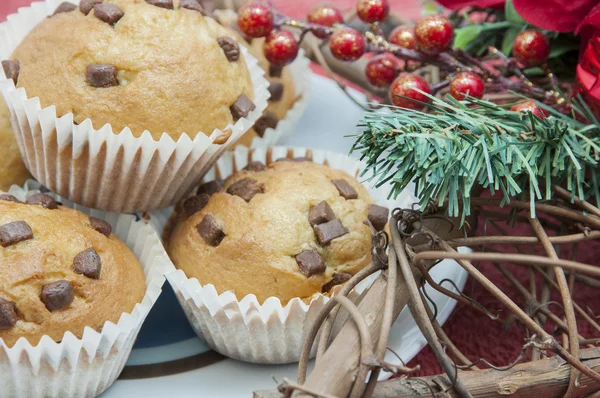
[101,73,469,398]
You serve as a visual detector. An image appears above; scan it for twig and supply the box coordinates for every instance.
[529,217,581,396]
[391,215,473,398]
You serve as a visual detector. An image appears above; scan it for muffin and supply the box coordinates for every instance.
[215,10,304,147]
[235,38,299,147]
[7,0,254,140]
[0,193,146,347]
[0,0,268,212]
[0,103,30,191]
[167,159,389,304]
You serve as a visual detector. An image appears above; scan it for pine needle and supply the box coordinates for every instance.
[351,94,600,220]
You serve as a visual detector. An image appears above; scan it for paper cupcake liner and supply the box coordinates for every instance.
[0,0,270,213]
[0,180,174,398]
[247,50,312,149]
[150,146,415,364]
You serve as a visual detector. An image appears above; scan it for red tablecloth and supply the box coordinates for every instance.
[2,0,599,381]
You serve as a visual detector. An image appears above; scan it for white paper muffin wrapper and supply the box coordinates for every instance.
[247,50,312,149]
[0,0,270,213]
[150,146,415,364]
[0,180,174,398]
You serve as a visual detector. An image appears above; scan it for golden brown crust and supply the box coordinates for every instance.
[0,201,146,347]
[11,0,254,140]
[0,103,30,191]
[168,161,374,304]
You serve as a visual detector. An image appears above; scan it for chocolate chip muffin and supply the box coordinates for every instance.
[235,38,299,146]
[0,103,30,191]
[0,193,146,347]
[215,11,299,147]
[167,159,389,304]
[5,0,255,140]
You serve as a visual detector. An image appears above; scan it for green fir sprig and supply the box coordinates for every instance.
[351,95,600,222]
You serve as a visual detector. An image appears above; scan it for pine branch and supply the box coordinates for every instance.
[351,94,600,221]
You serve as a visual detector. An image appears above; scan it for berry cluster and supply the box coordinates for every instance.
[236,1,552,112]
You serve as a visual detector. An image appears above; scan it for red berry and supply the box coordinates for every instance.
[238,2,274,38]
[512,30,549,68]
[389,26,416,50]
[449,72,485,100]
[366,54,397,87]
[389,74,431,109]
[414,15,453,55]
[356,0,389,23]
[329,28,366,62]
[510,100,548,118]
[307,4,344,39]
[263,30,299,66]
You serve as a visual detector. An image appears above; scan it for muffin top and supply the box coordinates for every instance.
[0,103,30,191]
[0,194,146,347]
[7,0,254,140]
[167,159,389,304]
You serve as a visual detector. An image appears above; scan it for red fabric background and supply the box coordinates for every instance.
[2,0,599,382]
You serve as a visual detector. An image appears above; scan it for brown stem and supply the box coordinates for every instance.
[471,198,600,229]
[529,217,581,396]
[390,217,473,398]
[553,185,600,218]
[413,251,600,278]
[428,235,600,384]
[333,295,374,398]
[297,263,382,384]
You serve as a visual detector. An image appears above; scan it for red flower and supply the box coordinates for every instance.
[439,0,600,35]
[575,35,600,119]
[435,0,504,9]
[513,0,600,33]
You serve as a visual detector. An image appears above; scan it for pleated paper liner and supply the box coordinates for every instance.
[0,0,270,213]
[0,180,174,398]
[150,146,415,364]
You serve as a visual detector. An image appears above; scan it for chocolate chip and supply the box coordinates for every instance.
[86,64,119,87]
[227,178,264,202]
[2,60,20,85]
[89,216,112,237]
[145,0,173,9]
[309,201,336,226]
[322,272,353,293]
[0,194,21,203]
[276,157,312,163]
[179,0,206,14]
[80,0,103,15]
[314,219,348,245]
[197,215,225,246]
[26,193,58,209]
[269,64,283,77]
[295,249,326,277]
[230,94,256,121]
[0,298,18,330]
[253,112,279,137]
[268,82,284,102]
[217,37,240,62]
[0,221,33,247]
[197,180,223,196]
[73,248,102,279]
[53,2,77,15]
[41,280,74,312]
[331,179,358,200]
[183,193,210,216]
[93,4,124,25]
[243,161,266,172]
[368,204,389,231]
